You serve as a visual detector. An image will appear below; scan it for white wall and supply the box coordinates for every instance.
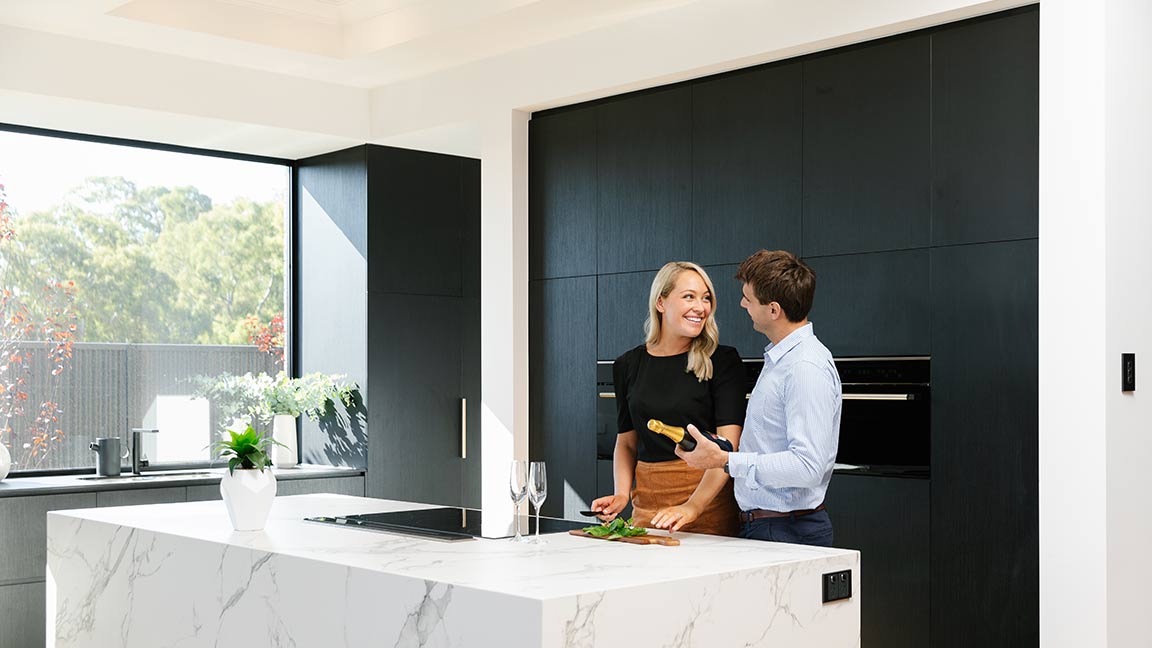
[1039,0,1108,643]
[1041,0,1152,645]
[1103,0,1152,642]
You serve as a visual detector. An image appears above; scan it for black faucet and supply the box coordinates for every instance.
[130,428,159,475]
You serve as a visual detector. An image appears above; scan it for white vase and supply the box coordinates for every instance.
[272,414,298,467]
[0,442,10,481]
[219,468,277,531]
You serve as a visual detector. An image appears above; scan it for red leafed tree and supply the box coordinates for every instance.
[244,313,284,368]
[0,183,78,469]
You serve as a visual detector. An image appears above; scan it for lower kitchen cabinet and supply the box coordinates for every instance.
[186,475,365,501]
[0,493,96,583]
[0,580,45,647]
[276,475,365,497]
[825,473,929,648]
[96,486,186,507]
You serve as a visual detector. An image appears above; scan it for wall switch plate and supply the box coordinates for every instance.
[822,569,852,603]
[1122,353,1136,392]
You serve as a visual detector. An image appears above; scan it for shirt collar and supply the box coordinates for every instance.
[763,322,814,364]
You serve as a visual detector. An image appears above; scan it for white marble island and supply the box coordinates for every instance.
[47,494,859,647]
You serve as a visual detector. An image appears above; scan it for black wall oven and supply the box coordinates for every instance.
[598,356,929,477]
[833,356,929,477]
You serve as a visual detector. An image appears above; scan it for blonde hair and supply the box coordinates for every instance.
[644,262,720,382]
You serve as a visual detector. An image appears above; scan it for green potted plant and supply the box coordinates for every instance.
[210,425,284,531]
[189,372,267,434]
[261,371,357,468]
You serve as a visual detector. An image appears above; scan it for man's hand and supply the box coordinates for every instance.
[675,424,729,470]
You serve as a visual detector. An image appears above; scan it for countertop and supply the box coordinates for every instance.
[47,494,860,647]
[50,493,857,600]
[0,463,363,498]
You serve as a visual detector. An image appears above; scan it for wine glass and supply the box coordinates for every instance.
[528,461,548,544]
[509,460,528,542]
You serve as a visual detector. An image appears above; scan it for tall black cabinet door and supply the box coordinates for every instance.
[691,63,802,266]
[367,147,465,297]
[701,263,763,359]
[803,36,931,256]
[530,277,597,518]
[930,240,1038,648]
[932,10,1038,245]
[596,270,656,361]
[597,87,692,274]
[460,159,482,508]
[825,474,929,648]
[367,293,464,506]
[530,110,598,280]
[804,250,930,357]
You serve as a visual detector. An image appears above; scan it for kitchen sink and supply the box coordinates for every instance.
[76,470,217,481]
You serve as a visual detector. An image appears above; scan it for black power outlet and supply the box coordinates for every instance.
[1122,353,1136,392]
[822,569,852,603]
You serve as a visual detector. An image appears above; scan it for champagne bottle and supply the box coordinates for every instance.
[647,419,697,451]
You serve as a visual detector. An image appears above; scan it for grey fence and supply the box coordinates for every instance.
[2,341,277,472]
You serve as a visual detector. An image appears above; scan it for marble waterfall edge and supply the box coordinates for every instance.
[47,495,859,647]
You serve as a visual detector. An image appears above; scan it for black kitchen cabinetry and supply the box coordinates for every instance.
[701,263,763,359]
[298,144,480,508]
[529,109,598,280]
[366,149,480,508]
[368,293,466,506]
[596,86,693,275]
[930,239,1038,648]
[826,474,930,648]
[802,36,931,257]
[804,250,931,357]
[529,7,1038,647]
[596,270,656,361]
[529,277,597,518]
[932,10,1039,246]
[691,64,803,266]
[366,147,472,296]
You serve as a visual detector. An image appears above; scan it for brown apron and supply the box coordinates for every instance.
[632,460,739,537]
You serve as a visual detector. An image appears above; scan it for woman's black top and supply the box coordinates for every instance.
[613,344,747,462]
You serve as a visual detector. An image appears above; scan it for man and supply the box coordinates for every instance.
[676,249,841,546]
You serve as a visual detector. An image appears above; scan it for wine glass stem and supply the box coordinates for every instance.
[512,501,520,539]
[535,505,540,538]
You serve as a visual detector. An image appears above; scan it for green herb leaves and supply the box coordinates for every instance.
[582,517,648,540]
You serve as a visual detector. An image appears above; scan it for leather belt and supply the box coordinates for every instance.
[739,503,826,523]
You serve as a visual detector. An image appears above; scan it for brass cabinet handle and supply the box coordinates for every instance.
[842,393,913,401]
[461,398,467,459]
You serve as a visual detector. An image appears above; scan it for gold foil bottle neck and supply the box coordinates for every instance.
[647,419,686,444]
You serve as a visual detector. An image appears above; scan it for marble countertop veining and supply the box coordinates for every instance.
[49,493,859,601]
[0,463,363,498]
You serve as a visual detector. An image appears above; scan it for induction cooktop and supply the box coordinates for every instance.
[305,507,587,542]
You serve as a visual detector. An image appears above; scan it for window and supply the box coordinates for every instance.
[0,127,289,473]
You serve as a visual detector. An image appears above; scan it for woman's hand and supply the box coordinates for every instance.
[590,494,629,522]
[650,502,701,533]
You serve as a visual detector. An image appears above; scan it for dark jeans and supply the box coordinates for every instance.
[738,510,833,547]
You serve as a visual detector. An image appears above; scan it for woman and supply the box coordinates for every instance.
[590,261,745,535]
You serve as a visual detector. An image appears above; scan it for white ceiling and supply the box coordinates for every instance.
[0,0,1023,158]
[0,0,697,88]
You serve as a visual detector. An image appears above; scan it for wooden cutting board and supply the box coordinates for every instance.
[568,529,680,546]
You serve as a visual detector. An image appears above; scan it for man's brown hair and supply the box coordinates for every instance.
[734,250,816,323]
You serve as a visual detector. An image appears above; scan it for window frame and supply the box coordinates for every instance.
[0,122,296,477]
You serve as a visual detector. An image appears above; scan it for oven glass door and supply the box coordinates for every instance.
[837,382,929,471]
